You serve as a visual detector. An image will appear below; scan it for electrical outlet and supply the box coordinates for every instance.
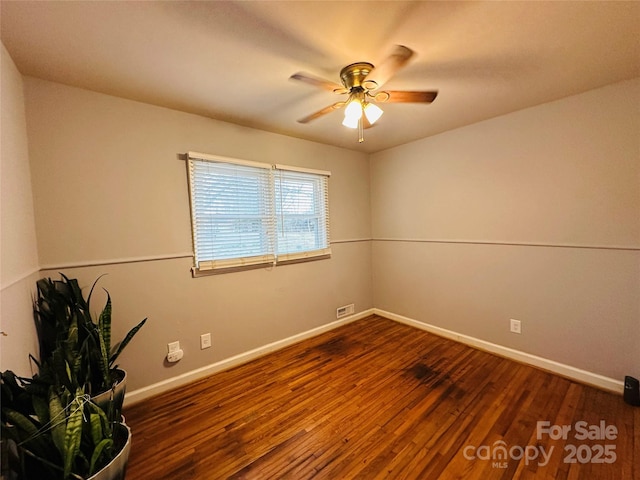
[200,333,212,350]
[510,319,522,334]
[167,341,183,362]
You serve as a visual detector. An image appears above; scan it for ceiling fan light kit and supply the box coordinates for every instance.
[291,45,438,144]
[364,102,384,124]
[344,92,364,119]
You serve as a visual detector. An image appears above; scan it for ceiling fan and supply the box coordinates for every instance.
[290,45,438,143]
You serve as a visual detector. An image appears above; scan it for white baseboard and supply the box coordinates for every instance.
[126,306,623,405]
[374,308,624,394]
[124,308,375,406]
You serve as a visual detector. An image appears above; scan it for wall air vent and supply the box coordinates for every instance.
[336,303,355,319]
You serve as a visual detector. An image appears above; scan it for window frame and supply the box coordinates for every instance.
[273,163,332,264]
[186,152,331,276]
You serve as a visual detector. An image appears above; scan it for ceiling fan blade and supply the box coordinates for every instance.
[297,102,346,124]
[290,72,348,94]
[374,90,438,103]
[362,45,415,90]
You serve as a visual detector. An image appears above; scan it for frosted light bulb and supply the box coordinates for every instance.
[364,102,383,124]
[342,115,359,128]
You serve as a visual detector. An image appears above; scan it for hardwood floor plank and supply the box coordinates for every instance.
[124,315,636,479]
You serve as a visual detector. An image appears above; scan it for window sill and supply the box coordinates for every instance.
[191,253,331,277]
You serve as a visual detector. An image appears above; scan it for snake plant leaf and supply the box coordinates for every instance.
[70,352,82,387]
[49,389,66,458]
[87,401,111,438]
[67,313,79,349]
[74,448,90,478]
[65,276,86,310]
[64,316,82,386]
[65,360,73,387]
[22,373,49,400]
[63,391,85,479]
[2,408,39,439]
[2,408,50,454]
[32,393,50,427]
[0,422,21,444]
[51,348,72,391]
[89,438,114,475]
[35,277,70,361]
[109,318,147,366]
[29,353,42,370]
[1,370,20,400]
[97,329,111,389]
[89,412,103,446]
[98,293,112,353]
[86,274,108,312]
[98,294,112,378]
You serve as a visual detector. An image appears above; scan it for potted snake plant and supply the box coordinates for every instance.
[0,274,145,479]
[1,370,131,480]
[33,275,146,421]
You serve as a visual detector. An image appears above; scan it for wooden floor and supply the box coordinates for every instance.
[124,315,638,479]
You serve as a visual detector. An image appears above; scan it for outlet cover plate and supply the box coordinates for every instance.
[510,319,522,334]
[200,333,212,350]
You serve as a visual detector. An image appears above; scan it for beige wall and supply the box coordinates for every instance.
[22,77,372,391]
[3,47,637,393]
[0,44,40,376]
[371,78,640,381]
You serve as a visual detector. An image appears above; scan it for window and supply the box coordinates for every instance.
[187,152,331,275]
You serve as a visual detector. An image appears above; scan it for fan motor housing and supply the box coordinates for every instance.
[340,62,374,90]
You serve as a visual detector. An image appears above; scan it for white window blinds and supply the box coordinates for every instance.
[274,165,331,263]
[188,153,275,272]
[187,152,331,275]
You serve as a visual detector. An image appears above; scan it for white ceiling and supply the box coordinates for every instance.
[2,1,639,153]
